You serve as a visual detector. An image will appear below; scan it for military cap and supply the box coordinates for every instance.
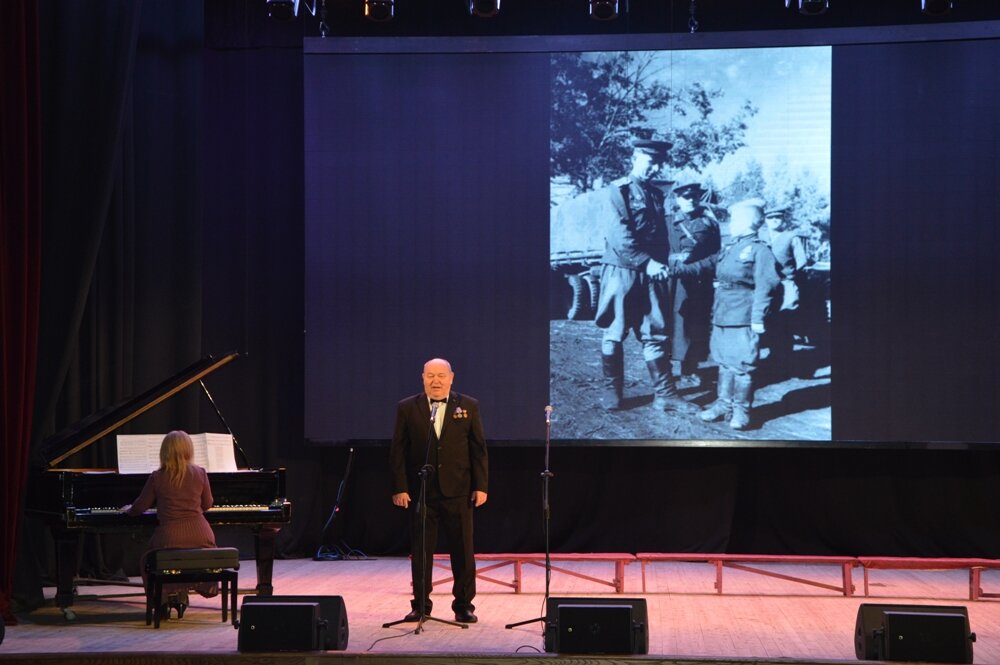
[632,138,672,158]
[765,205,790,218]
[673,182,708,200]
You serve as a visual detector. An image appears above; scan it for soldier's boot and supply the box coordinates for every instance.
[647,357,698,414]
[674,360,702,390]
[601,346,625,411]
[699,368,734,422]
[729,372,754,430]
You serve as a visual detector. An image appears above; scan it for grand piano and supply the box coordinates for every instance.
[27,352,291,615]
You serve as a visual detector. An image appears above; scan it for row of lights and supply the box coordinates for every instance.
[362,1,620,22]
[368,0,954,21]
[788,0,953,16]
[268,0,954,23]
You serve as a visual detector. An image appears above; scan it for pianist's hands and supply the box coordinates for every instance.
[120,504,132,514]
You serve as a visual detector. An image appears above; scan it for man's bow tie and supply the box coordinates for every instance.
[430,398,448,404]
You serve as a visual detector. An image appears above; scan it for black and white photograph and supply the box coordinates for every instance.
[549,47,832,441]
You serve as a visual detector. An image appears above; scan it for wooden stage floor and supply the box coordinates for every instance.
[3,557,1000,664]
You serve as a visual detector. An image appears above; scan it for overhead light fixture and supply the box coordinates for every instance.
[266,0,297,20]
[785,0,829,15]
[365,0,394,21]
[921,0,952,16]
[468,0,500,17]
[589,0,619,21]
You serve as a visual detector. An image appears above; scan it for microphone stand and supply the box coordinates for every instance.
[315,447,366,561]
[505,406,555,630]
[383,403,467,633]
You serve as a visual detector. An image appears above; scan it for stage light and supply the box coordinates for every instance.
[921,0,952,16]
[468,0,500,18]
[785,0,829,15]
[365,0,394,21]
[590,0,619,21]
[266,0,297,19]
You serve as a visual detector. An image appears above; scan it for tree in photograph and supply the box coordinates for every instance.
[551,51,757,195]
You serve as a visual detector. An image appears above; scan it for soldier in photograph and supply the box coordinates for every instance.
[699,200,780,430]
[759,205,811,375]
[593,139,696,414]
[665,182,722,391]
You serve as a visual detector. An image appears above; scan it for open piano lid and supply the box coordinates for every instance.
[38,352,239,469]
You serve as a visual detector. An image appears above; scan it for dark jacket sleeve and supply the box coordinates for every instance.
[467,401,488,494]
[388,399,411,495]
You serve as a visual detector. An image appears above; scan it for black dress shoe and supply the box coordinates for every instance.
[454,609,478,623]
[403,609,424,622]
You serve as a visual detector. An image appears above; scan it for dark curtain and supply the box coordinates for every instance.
[0,0,42,626]
[17,0,216,599]
[18,0,313,596]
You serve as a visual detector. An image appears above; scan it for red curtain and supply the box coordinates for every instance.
[0,0,42,625]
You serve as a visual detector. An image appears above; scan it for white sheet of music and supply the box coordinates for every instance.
[116,432,238,474]
[198,432,239,472]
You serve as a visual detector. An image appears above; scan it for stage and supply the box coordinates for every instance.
[3,557,999,664]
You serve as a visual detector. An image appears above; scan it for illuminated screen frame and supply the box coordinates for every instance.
[303,22,1000,449]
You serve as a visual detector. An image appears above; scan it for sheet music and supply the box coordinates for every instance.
[116,433,238,474]
[198,432,239,472]
[115,434,162,474]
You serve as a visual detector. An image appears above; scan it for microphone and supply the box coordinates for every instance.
[544,405,553,424]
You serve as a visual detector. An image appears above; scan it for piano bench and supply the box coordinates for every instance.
[145,547,240,629]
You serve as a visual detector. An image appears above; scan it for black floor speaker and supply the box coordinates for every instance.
[855,603,974,663]
[241,595,348,651]
[543,596,648,654]
[237,601,324,652]
[239,596,349,651]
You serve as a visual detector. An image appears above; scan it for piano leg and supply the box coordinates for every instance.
[53,531,82,617]
[253,527,280,596]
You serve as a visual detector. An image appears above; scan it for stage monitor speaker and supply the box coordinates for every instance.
[854,603,974,663]
[237,601,324,652]
[241,595,348,650]
[543,596,648,654]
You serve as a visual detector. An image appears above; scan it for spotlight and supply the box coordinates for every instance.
[468,0,500,17]
[365,0,394,21]
[785,0,829,15]
[921,0,952,16]
[590,0,619,20]
[266,0,297,20]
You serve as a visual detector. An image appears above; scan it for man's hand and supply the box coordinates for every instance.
[471,491,488,508]
[751,322,765,334]
[645,258,669,281]
[392,492,411,509]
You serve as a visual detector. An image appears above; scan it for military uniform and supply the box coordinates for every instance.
[593,174,691,412]
[665,207,721,379]
[760,217,810,373]
[699,230,780,429]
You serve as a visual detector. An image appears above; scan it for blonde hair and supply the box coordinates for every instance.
[159,430,195,487]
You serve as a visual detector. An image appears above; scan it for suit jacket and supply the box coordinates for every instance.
[389,391,488,499]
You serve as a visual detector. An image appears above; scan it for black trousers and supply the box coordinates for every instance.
[409,490,475,613]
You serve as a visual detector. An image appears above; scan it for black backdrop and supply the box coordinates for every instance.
[20,1,1000,591]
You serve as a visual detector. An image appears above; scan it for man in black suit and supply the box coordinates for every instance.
[390,358,488,624]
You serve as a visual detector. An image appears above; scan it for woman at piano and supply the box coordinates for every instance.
[121,430,219,619]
